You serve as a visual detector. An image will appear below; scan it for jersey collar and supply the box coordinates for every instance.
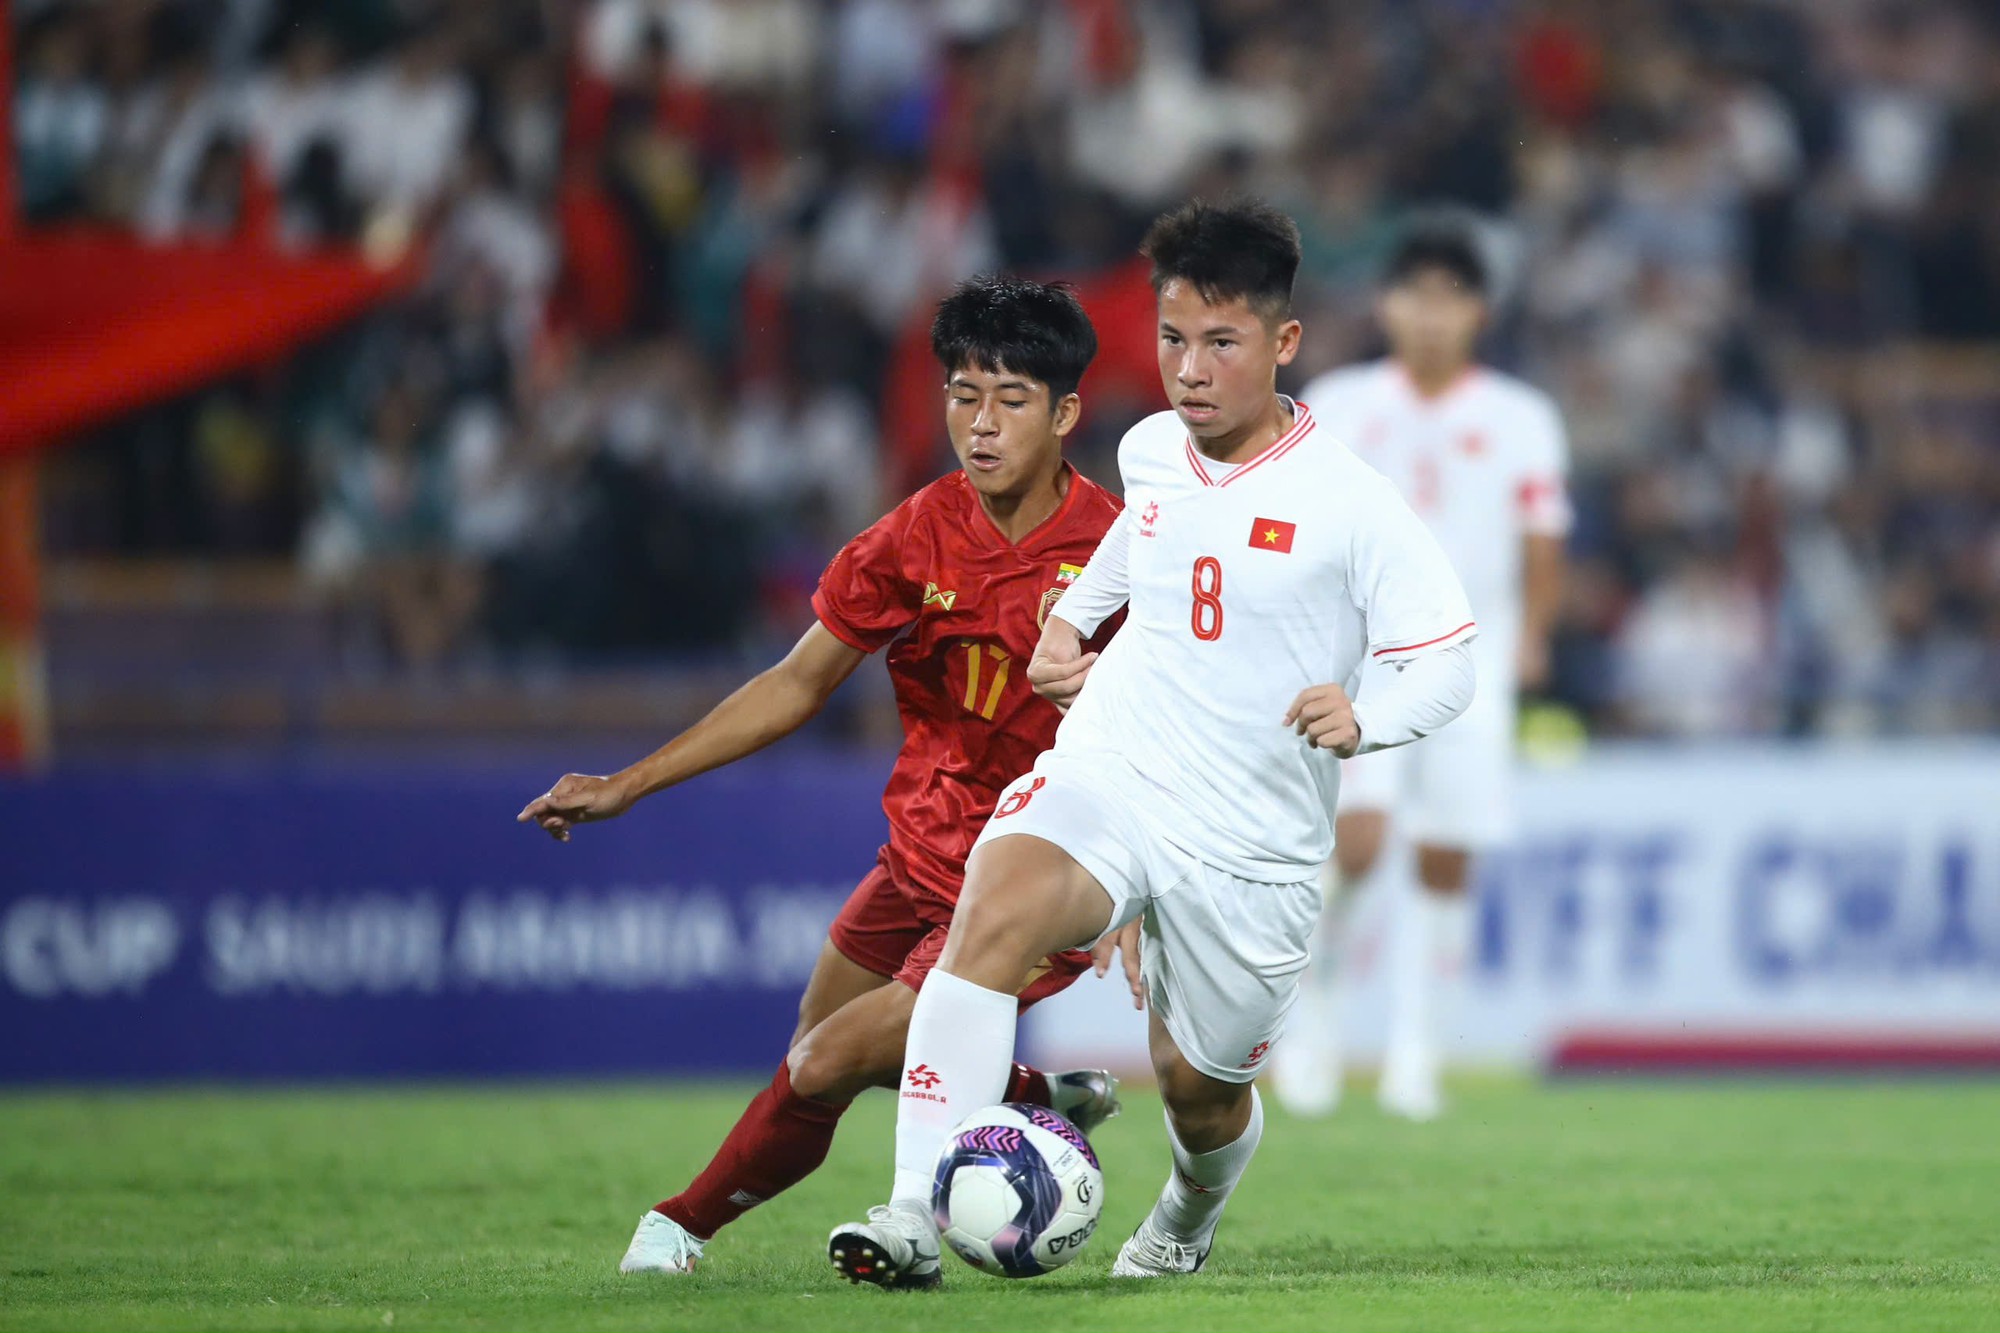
[1183,398,1315,488]
[968,461,1084,551]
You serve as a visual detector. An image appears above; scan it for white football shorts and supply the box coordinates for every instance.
[972,751,1321,1084]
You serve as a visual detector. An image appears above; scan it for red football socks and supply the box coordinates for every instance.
[654,1058,1060,1239]
[1004,1061,1055,1107]
[655,1062,845,1240]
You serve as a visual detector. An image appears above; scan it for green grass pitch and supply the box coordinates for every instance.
[2,1078,1995,1331]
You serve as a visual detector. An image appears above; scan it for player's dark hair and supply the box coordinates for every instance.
[1385,219,1488,296]
[1140,196,1302,321]
[931,275,1099,400]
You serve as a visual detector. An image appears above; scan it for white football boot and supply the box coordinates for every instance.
[827,1199,941,1290]
[619,1210,705,1273]
[1111,1211,1210,1277]
[1378,1041,1443,1122]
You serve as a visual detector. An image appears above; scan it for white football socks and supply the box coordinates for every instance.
[890,968,1016,1205]
[1152,1087,1264,1246]
[1273,860,1358,1114]
[1384,888,1471,1103]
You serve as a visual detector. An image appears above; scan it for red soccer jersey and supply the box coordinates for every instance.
[812,465,1123,912]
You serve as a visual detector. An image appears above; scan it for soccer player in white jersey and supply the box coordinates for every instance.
[824,198,1480,1287]
[1275,221,1571,1122]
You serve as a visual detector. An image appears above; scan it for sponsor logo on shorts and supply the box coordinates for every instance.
[1237,1040,1271,1070]
[994,776,1045,818]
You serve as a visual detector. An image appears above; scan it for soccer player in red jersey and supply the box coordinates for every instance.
[517,275,1131,1279]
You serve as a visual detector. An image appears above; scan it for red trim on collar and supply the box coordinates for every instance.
[1184,402,1316,488]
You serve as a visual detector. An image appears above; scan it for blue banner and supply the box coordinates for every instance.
[1022,743,2000,1073]
[0,754,893,1081]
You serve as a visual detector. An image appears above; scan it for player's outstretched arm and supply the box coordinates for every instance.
[516,623,867,842]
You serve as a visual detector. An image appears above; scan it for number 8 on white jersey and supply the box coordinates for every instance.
[1049,400,1476,881]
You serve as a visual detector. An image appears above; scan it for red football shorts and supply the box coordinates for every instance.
[826,851,1090,1012]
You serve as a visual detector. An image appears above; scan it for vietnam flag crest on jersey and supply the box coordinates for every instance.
[1249,517,1296,553]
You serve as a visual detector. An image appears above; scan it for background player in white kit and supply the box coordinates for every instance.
[1276,221,1572,1123]
[825,199,1480,1287]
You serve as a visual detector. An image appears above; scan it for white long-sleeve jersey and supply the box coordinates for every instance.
[1050,400,1477,880]
[1301,361,1572,693]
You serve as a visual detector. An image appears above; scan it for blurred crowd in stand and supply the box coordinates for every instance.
[20,0,2000,736]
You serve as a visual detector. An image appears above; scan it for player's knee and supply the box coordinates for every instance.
[1415,844,1472,894]
[1334,843,1377,884]
[1159,1070,1253,1152]
[1336,811,1386,881]
[786,1031,870,1103]
[787,992,912,1103]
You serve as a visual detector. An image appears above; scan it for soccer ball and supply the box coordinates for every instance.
[931,1103,1104,1277]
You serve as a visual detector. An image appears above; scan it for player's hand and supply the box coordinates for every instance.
[1090,918,1144,1011]
[1517,634,1552,692]
[1028,650,1098,713]
[1284,683,1362,758]
[515,772,638,843]
[1027,618,1097,714]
